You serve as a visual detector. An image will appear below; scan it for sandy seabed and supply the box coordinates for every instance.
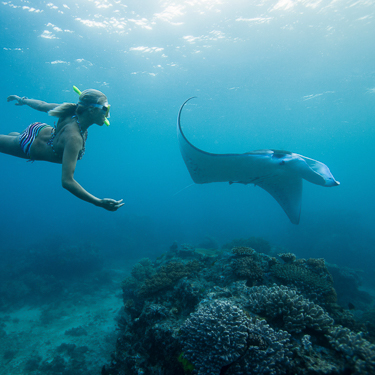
[0,269,127,375]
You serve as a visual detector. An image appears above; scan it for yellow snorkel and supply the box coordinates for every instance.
[73,85,110,126]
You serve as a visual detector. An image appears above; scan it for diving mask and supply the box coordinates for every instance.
[89,103,111,118]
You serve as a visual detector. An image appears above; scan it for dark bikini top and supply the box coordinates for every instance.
[47,115,87,160]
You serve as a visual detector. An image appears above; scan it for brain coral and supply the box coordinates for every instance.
[245,285,334,333]
[180,299,291,375]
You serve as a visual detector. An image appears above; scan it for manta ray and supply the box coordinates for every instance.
[177,97,339,224]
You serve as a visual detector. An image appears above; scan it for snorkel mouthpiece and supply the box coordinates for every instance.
[73,85,110,126]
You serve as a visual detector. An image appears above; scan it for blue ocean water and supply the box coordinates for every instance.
[1,0,374,279]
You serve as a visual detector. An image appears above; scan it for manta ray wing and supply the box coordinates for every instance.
[255,173,302,224]
[177,97,339,224]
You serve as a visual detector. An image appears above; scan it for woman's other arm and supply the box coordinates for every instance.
[7,95,59,112]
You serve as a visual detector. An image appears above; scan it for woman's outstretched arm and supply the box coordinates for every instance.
[7,95,59,112]
[61,137,124,211]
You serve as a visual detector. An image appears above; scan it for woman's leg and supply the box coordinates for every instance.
[0,133,28,159]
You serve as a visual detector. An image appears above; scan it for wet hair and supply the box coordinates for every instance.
[48,89,107,119]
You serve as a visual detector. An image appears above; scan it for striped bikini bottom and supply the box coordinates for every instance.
[19,122,49,157]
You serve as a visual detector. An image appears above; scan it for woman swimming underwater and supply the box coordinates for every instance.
[2,88,124,211]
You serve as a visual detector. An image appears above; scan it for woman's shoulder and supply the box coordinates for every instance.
[59,119,81,138]
[57,115,74,126]
[56,116,76,132]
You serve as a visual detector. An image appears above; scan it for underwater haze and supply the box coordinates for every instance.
[1,0,375,278]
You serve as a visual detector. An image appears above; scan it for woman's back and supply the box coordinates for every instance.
[30,116,85,163]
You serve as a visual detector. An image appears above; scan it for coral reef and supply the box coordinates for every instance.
[231,256,263,282]
[229,246,267,285]
[231,246,255,256]
[138,260,202,296]
[130,258,155,282]
[326,325,375,374]
[180,300,251,374]
[227,318,291,375]
[243,284,334,333]
[222,237,272,254]
[180,299,292,375]
[103,240,374,375]
[270,262,337,303]
[277,252,296,264]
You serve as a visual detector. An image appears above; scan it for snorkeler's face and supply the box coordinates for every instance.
[89,98,110,126]
[90,102,110,118]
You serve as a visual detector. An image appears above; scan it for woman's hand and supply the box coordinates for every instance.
[7,95,27,106]
[99,198,124,211]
